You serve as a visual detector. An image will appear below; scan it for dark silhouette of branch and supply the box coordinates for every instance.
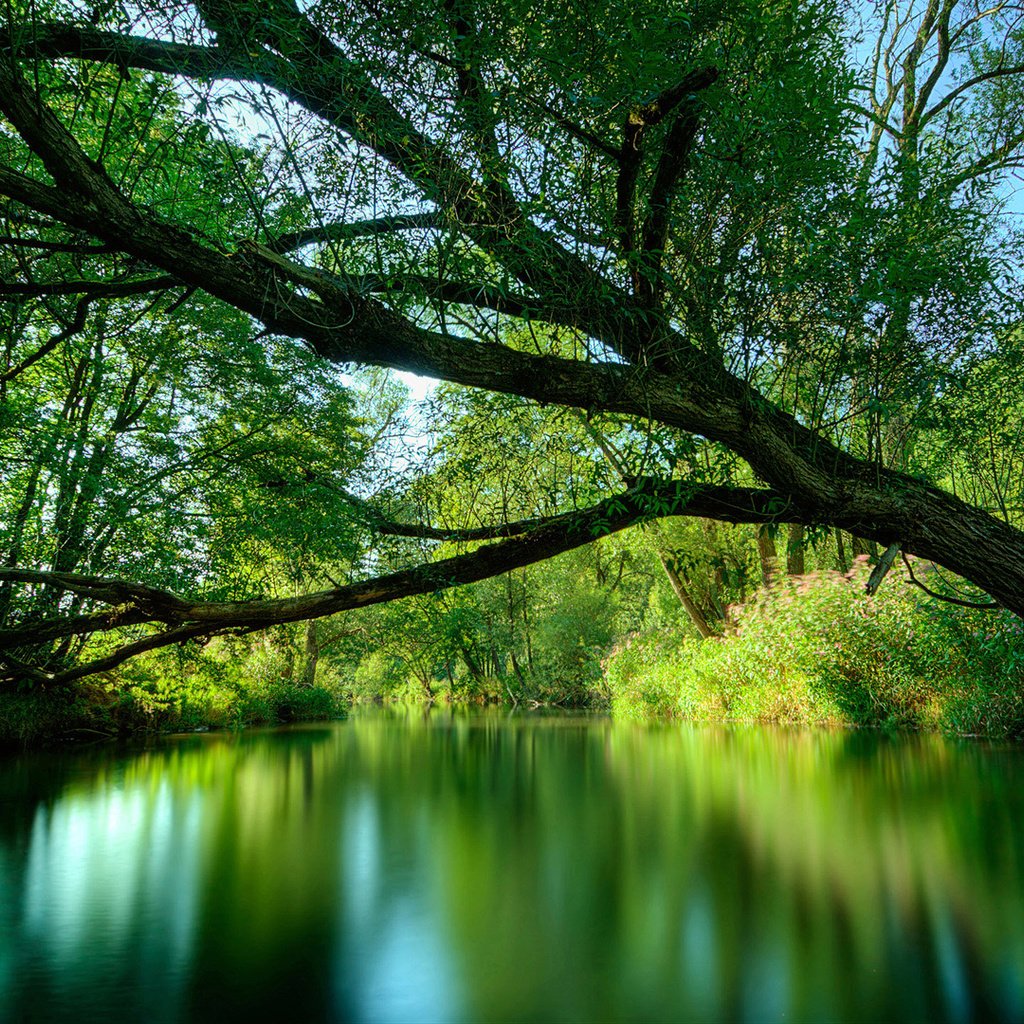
[901,554,1000,609]
[0,479,812,684]
[268,212,441,253]
[0,274,179,298]
[1,294,92,382]
[614,68,718,259]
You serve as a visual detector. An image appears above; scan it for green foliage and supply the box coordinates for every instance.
[530,584,616,694]
[351,651,411,702]
[0,628,349,745]
[607,561,1024,738]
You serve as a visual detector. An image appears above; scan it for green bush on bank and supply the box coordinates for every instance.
[0,638,348,746]
[605,560,1024,739]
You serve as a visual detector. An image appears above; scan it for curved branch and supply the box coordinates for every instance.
[901,554,1000,609]
[0,479,808,685]
[269,212,442,254]
[0,274,179,298]
[8,19,643,357]
[921,62,1024,128]
[1,49,1022,619]
[0,293,91,382]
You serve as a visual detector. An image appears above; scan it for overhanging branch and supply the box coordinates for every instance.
[0,479,807,685]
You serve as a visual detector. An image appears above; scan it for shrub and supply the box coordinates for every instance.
[605,560,1024,738]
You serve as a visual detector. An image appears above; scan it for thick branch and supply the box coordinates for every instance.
[638,102,705,306]
[0,479,808,684]
[269,212,441,254]
[615,68,718,262]
[7,19,646,356]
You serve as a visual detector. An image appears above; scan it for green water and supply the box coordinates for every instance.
[0,712,1022,1023]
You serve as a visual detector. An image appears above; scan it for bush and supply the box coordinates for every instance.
[0,638,350,746]
[605,560,1024,738]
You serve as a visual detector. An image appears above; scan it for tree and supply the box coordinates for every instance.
[1,0,1024,685]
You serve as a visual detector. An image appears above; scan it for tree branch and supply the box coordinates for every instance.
[0,479,809,684]
[2,45,1023,619]
[522,97,621,160]
[865,541,900,594]
[0,293,92,382]
[921,62,1024,128]
[9,19,652,360]
[268,212,442,254]
[901,554,1000,609]
[638,101,705,307]
[0,273,179,298]
[614,68,718,283]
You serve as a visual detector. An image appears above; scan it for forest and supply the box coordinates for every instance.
[3,0,1024,740]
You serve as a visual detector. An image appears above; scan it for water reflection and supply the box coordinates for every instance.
[0,713,1022,1022]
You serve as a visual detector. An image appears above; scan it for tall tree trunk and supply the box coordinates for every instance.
[787,523,805,577]
[757,526,778,586]
[299,618,319,687]
[835,528,848,573]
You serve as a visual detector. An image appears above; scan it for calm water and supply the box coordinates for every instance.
[0,711,1022,1023]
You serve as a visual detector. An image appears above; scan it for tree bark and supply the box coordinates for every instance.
[658,551,717,639]
[757,527,778,586]
[786,524,806,577]
[299,619,319,688]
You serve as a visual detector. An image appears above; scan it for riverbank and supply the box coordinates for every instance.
[0,675,348,747]
[605,568,1024,740]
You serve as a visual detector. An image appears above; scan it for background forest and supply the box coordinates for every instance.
[4,0,1024,740]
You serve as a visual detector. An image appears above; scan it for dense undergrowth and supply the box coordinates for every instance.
[605,561,1024,739]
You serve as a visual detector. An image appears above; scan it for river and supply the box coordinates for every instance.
[1,710,1022,1022]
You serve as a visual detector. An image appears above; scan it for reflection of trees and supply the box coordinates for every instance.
[1,718,1022,1021]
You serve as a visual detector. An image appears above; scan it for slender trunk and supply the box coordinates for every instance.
[835,528,848,573]
[659,551,716,639]
[581,412,720,636]
[299,618,319,687]
[787,523,805,577]
[756,526,778,586]
[459,644,485,683]
[851,534,879,562]
[509,649,527,684]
